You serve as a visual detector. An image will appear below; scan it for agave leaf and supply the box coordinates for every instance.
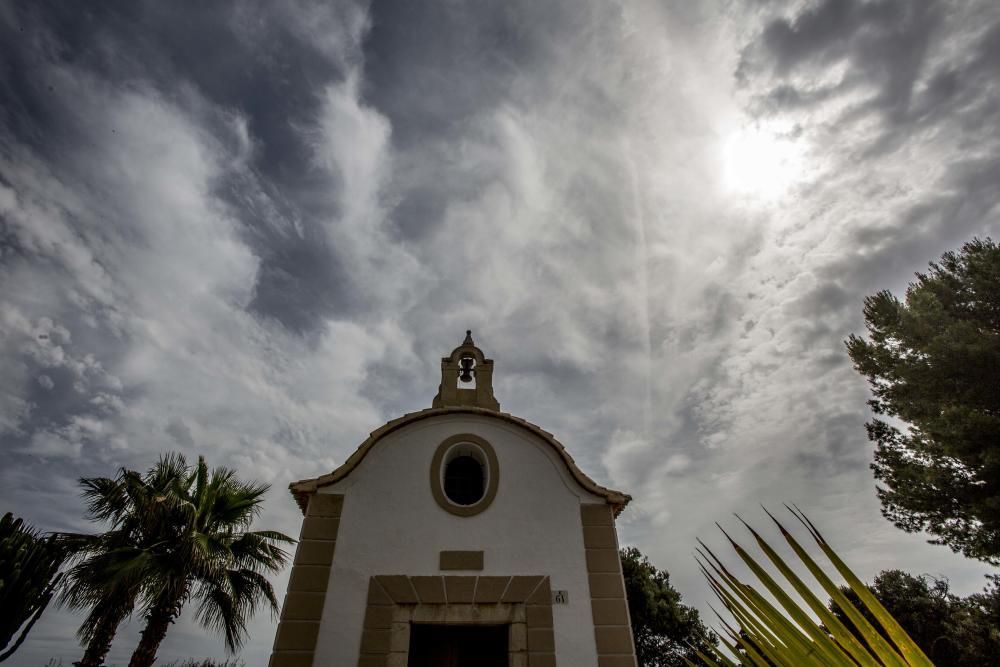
[715,525,849,667]
[698,553,798,649]
[744,511,881,667]
[695,509,932,667]
[690,649,725,667]
[701,560,825,666]
[716,632,745,664]
[711,611,768,667]
[698,553,820,664]
[725,588,825,667]
[788,506,934,667]
[695,633,740,667]
[719,619,774,667]
[722,597,798,666]
[769,508,910,667]
[715,650,741,667]
[701,566,791,661]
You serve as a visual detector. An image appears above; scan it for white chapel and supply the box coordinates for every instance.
[269,332,638,667]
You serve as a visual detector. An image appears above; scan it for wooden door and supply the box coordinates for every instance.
[407,624,508,667]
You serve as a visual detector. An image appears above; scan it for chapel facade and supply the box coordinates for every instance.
[269,332,637,667]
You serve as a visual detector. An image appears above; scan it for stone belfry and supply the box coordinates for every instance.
[432,330,500,411]
[270,332,637,667]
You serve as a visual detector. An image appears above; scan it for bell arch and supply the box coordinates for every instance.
[432,330,500,411]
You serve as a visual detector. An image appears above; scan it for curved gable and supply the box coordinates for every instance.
[289,406,631,516]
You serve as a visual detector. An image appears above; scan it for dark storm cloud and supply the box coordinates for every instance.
[362,0,630,244]
[352,0,653,444]
[737,0,1000,298]
[0,1,372,334]
[750,0,940,116]
[363,1,542,147]
[715,0,999,496]
[164,418,195,447]
[743,0,1000,153]
[3,1,352,182]
[361,0,539,242]
[364,2,530,240]
[1,10,393,662]
[838,153,1000,284]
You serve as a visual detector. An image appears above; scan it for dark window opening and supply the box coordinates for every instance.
[444,455,485,505]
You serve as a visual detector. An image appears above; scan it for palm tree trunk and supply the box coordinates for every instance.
[127,594,183,667]
[76,608,125,667]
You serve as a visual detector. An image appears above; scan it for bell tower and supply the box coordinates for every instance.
[432,330,500,411]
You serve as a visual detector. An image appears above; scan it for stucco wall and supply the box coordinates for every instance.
[311,413,607,666]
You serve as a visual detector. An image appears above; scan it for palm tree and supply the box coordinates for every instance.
[60,462,186,667]
[59,470,163,667]
[126,455,294,667]
[61,454,293,667]
[0,513,66,662]
[64,588,136,667]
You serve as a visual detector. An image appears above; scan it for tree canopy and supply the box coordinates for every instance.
[620,546,716,666]
[846,237,1000,564]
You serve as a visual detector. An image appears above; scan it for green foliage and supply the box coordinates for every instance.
[830,570,1000,665]
[694,507,932,667]
[620,547,717,666]
[845,237,1000,564]
[0,512,65,662]
[62,454,294,667]
[969,576,1000,653]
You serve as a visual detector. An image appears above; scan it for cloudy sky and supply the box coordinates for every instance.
[2,0,998,664]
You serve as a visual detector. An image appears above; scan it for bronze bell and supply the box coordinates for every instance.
[459,355,475,383]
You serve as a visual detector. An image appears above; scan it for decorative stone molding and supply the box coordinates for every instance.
[430,434,500,516]
[269,494,343,667]
[580,504,638,667]
[358,574,556,666]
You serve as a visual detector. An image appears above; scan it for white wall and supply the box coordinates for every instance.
[311,413,606,666]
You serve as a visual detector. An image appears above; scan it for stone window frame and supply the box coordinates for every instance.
[358,574,556,667]
[430,433,499,517]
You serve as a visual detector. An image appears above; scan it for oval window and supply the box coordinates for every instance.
[430,435,499,517]
[444,455,485,505]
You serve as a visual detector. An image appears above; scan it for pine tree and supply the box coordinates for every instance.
[846,238,1000,564]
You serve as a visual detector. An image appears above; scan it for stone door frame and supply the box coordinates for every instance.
[359,574,556,667]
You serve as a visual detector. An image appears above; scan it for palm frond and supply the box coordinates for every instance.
[193,568,279,653]
[696,508,933,667]
[195,584,243,654]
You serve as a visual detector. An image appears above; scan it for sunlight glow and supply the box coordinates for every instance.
[723,124,807,200]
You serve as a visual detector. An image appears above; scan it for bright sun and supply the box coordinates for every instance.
[723,123,806,201]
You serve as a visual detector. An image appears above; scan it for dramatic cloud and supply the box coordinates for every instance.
[2,0,998,664]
